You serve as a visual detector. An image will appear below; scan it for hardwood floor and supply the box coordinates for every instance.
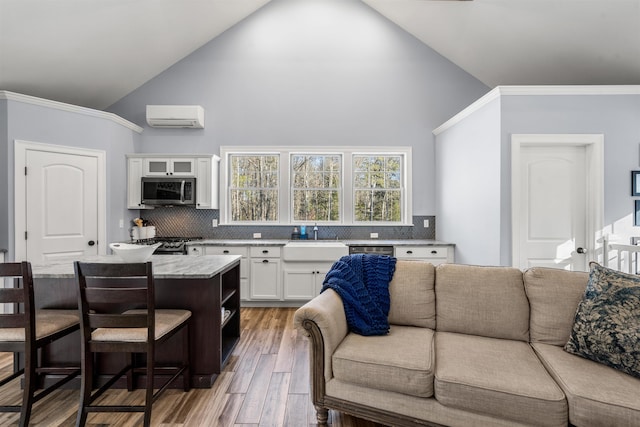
[0,308,387,426]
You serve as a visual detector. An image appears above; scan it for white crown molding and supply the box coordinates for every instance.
[0,90,143,134]
[433,85,640,136]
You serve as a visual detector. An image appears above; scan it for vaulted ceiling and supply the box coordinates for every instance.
[1,0,639,110]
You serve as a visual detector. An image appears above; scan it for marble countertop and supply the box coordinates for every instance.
[186,239,454,247]
[31,254,241,279]
[346,240,454,246]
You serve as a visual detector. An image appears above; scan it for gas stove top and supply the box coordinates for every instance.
[135,237,202,254]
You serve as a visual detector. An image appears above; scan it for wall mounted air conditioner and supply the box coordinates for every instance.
[146,105,205,128]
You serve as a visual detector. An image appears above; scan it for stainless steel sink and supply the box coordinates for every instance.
[283,240,348,261]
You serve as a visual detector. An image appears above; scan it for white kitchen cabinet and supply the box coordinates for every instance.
[250,246,281,300]
[144,158,195,176]
[394,245,454,265]
[282,262,332,300]
[126,154,218,210]
[195,156,219,209]
[127,157,152,209]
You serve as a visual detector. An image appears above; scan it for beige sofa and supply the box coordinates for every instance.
[293,261,640,427]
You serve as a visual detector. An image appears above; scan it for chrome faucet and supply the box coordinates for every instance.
[313,223,319,240]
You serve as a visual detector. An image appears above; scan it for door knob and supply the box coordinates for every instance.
[576,247,586,254]
[88,240,95,246]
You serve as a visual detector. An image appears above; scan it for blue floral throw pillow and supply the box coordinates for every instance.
[564,262,640,378]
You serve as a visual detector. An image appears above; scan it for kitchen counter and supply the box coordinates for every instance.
[346,239,454,246]
[187,239,454,247]
[190,239,289,246]
[32,254,241,279]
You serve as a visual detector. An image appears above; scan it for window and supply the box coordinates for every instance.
[220,147,411,225]
[229,154,279,222]
[353,155,402,222]
[291,154,341,222]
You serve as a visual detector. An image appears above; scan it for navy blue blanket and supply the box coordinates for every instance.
[321,254,397,336]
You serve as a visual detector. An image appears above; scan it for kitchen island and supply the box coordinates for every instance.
[30,254,241,388]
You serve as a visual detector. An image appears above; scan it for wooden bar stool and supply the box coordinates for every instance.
[73,261,191,427]
[0,261,80,427]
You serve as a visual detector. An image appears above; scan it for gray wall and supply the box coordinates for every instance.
[2,98,140,261]
[500,94,640,264]
[108,0,489,217]
[435,92,640,266]
[435,98,502,265]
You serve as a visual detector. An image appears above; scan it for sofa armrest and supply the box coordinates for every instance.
[294,289,348,389]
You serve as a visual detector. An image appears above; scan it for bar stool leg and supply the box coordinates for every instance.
[19,349,37,427]
[143,349,154,427]
[127,353,134,391]
[76,348,93,427]
[183,324,190,392]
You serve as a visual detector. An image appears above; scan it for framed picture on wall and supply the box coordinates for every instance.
[632,171,640,196]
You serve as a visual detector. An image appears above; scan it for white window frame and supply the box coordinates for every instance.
[220,146,412,226]
[352,152,406,225]
[290,152,343,223]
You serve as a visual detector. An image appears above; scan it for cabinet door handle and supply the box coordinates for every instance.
[223,250,229,254]
[431,250,438,254]
[406,250,413,254]
[262,259,269,263]
[262,250,269,254]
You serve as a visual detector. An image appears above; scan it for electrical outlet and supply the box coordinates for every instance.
[119,219,124,228]
[212,219,218,227]
[424,219,430,228]
[253,232,262,239]
[370,232,379,239]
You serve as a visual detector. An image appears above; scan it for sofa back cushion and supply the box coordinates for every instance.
[523,267,589,345]
[435,264,529,341]
[388,260,436,329]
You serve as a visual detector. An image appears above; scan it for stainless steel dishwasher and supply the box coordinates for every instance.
[349,245,394,256]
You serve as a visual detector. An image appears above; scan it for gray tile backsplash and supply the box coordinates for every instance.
[136,208,435,240]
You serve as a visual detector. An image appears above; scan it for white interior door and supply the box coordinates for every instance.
[14,140,106,263]
[512,134,604,272]
[26,150,99,262]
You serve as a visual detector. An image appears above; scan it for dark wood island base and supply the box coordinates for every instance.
[29,255,241,389]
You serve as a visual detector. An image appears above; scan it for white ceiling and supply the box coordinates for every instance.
[1,0,639,110]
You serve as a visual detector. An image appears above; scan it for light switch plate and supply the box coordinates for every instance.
[212,219,218,227]
[424,219,430,228]
[370,232,378,239]
[253,232,262,239]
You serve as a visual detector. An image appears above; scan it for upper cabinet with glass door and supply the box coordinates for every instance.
[144,158,195,176]
[127,154,219,209]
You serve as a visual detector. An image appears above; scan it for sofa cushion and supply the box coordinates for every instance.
[564,262,640,378]
[435,264,530,341]
[524,267,589,345]
[388,260,436,329]
[533,343,640,427]
[434,332,567,427]
[332,325,434,398]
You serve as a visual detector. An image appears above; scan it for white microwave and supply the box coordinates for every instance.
[141,177,196,206]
